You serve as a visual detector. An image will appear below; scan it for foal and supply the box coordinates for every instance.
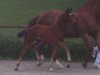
[15,9,72,71]
[17,10,64,67]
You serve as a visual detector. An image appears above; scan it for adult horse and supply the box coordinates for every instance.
[15,9,72,71]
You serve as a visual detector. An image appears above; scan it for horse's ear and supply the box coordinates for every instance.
[69,8,72,11]
[65,8,72,14]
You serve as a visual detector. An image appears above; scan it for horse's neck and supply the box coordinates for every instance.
[77,0,96,12]
[89,0,100,7]
[93,0,100,15]
[94,0,100,8]
[83,0,94,7]
[79,0,100,9]
[87,0,100,13]
[96,0,100,3]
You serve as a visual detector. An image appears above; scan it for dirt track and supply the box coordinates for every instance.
[0,60,100,75]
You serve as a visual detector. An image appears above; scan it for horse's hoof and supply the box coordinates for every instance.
[67,64,70,68]
[82,63,87,68]
[15,68,18,71]
[37,63,42,67]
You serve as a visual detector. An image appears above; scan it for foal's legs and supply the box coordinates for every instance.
[15,33,35,71]
[33,41,46,67]
[34,42,62,68]
[82,33,93,68]
[58,42,71,68]
[48,46,58,71]
[15,44,30,71]
[49,42,71,70]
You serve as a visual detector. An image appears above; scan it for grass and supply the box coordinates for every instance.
[0,0,86,25]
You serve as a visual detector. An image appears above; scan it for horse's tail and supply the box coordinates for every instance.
[17,29,26,38]
[17,14,40,38]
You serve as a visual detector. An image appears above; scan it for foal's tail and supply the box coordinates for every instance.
[17,15,40,38]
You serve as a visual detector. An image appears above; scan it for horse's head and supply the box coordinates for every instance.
[65,8,73,16]
[54,8,74,31]
[64,8,73,24]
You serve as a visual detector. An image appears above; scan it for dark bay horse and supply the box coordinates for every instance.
[15,9,72,71]
[17,0,100,68]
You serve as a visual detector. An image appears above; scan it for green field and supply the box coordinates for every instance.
[0,0,90,61]
[0,0,86,25]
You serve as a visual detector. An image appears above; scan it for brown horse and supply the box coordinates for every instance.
[17,0,100,68]
[17,10,65,67]
[15,9,72,71]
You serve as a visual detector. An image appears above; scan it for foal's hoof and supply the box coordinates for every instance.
[82,63,87,68]
[37,63,42,67]
[67,64,70,68]
[15,68,18,71]
[37,64,41,67]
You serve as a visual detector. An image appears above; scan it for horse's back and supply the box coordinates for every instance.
[36,10,64,25]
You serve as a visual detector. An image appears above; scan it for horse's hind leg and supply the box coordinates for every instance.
[32,41,45,67]
[58,42,71,68]
[34,47,45,67]
[15,34,34,71]
[15,45,29,71]
[82,33,93,68]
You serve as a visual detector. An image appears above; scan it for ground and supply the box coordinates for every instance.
[0,60,100,75]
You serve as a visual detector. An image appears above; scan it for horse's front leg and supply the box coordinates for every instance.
[55,59,64,69]
[58,42,71,68]
[49,46,57,71]
[35,51,45,67]
[82,33,93,68]
[33,41,45,67]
